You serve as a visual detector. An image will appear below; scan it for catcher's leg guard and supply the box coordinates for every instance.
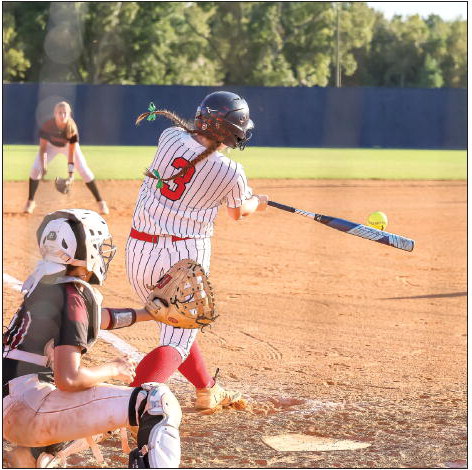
[128,382,181,468]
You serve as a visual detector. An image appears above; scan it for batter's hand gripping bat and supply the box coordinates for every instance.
[268,200,415,252]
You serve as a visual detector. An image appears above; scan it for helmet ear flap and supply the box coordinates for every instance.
[37,217,82,266]
[65,220,86,261]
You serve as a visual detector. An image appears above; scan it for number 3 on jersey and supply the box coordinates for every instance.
[160,157,195,201]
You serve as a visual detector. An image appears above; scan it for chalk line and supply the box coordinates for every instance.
[3,273,23,292]
[3,272,189,384]
[3,272,349,404]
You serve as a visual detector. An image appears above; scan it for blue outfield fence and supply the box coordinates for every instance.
[3,83,466,149]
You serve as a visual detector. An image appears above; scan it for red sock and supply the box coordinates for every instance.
[178,341,215,389]
[130,345,183,387]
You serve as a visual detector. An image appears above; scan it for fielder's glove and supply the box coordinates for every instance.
[55,177,72,195]
[145,259,217,329]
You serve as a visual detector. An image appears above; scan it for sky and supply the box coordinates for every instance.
[366,2,467,21]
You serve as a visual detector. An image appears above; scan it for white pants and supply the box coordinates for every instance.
[125,235,212,360]
[29,142,95,182]
[3,374,132,447]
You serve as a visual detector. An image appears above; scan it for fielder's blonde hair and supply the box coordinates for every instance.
[54,101,77,140]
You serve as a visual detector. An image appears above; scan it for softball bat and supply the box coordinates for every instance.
[268,200,414,252]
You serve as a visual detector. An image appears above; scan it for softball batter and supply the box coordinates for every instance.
[3,209,181,468]
[126,91,268,410]
[24,101,109,215]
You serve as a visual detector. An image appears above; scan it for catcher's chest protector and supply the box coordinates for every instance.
[55,277,103,348]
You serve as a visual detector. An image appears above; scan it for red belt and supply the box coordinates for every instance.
[130,228,190,243]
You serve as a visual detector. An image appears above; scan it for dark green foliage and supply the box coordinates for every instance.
[2,1,466,88]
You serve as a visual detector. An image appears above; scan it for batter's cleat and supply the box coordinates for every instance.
[97,200,109,215]
[23,200,36,214]
[195,382,242,411]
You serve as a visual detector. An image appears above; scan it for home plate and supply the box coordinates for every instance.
[262,434,371,452]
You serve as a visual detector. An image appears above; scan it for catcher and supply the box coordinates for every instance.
[2,209,183,468]
[23,101,109,215]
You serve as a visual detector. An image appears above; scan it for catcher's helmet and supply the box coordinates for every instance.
[194,91,254,150]
[36,209,116,285]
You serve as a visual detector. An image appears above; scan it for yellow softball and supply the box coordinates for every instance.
[367,211,388,231]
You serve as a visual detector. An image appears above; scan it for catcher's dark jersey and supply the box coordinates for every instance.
[2,282,90,396]
[39,118,79,147]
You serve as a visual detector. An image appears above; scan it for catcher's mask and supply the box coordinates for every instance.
[194,91,254,150]
[36,209,116,285]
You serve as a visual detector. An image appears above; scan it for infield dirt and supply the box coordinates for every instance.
[3,179,467,468]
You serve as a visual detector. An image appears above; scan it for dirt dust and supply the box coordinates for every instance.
[2,179,467,468]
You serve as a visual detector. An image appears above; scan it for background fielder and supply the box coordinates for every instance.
[125,91,268,410]
[24,101,109,215]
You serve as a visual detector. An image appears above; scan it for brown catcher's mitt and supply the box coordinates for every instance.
[145,259,217,329]
[55,177,72,195]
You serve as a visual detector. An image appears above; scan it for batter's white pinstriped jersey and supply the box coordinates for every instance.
[131,126,252,238]
[126,126,253,359]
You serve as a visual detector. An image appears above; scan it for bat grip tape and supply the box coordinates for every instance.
[267,200,296,212]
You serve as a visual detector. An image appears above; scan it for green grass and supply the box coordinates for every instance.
[2,145,466,181]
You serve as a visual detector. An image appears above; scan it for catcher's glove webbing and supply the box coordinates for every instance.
[55,177,72,195]
[145,259,217,329]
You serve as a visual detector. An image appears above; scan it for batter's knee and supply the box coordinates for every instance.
[159,333,197,361]
[170,343,191,361]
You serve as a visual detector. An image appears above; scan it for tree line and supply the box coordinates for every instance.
[3,2,466,88]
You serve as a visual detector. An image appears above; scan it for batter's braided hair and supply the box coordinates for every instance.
[136,107,219,183]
